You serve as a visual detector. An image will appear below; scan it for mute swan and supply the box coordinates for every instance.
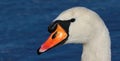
[37,7,111,61]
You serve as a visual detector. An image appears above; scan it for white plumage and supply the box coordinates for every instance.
[54,7,111,61]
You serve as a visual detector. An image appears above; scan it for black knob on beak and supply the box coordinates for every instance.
[48,22,58,33]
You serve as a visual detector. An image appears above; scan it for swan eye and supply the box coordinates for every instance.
[52,32,57,39]
[48,18,75,33]
[70,18,75,22]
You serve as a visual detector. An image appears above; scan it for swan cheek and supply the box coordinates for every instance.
[38,24,67,54]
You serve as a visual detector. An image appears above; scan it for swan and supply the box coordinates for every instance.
[37,7,111,61]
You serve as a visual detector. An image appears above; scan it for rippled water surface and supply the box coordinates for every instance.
[0,0,120,61]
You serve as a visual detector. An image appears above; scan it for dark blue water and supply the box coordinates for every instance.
[0,0,120,61]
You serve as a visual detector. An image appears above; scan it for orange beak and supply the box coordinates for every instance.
[38,24,68,54]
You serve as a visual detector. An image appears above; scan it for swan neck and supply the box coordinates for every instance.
[81,32,111,61]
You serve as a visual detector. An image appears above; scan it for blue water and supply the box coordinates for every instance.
[0,0,120,61]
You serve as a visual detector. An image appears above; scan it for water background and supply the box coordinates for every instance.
[0,0,120,61]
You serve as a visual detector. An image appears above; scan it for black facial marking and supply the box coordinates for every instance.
[48,18,75,33]
[56,18,75,33]
[48,18,76,44]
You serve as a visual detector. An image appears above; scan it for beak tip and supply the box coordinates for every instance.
[37,47,47,55]
[37,48,42,55]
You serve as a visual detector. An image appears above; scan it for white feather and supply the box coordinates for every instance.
[54,7,111,61]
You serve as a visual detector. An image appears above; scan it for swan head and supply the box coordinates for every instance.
[37,7,105,54]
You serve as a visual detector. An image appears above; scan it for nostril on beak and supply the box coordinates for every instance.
[52,32,57,39]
